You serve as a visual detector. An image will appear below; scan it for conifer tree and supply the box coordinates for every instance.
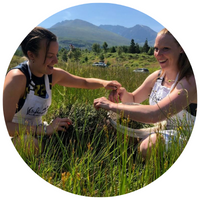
[102,42,108,52]
[128,39,136,53]
[142,39,150,53]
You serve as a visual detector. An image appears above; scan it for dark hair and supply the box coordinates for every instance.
[20,26,57,63]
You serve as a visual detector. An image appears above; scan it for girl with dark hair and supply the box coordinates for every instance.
[3,27,121,154]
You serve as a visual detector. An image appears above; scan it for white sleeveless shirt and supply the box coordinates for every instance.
[149,73,195,129]
[12,64,52,126]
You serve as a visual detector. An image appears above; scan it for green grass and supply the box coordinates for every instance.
[7,55,193,197]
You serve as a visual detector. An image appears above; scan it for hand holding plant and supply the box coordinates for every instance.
[46,117,72,135]
[109,87,133,103]
[94,97,114,110]
[103,80,121,90]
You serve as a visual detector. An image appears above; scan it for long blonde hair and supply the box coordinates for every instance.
[157,28,193,86]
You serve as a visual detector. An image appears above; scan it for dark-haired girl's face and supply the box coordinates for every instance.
[30,39,59,77]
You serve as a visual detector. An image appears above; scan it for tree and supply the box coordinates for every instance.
[128,39,136,53]
[99,53,104,61]
[92,43,101,54]
[110,46,116,53]
[121,46,128,53]
[135,43,140,53]
[142,39,150,53]
[117,46,123,56]
[148,47,154,55]
[58,48,68,62]
[102,42,108,52]
[84,56,88,63]
[73,48,82,62]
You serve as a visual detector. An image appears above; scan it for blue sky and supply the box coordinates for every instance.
[39,3,164,32]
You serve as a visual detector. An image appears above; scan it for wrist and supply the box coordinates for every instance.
[109,101,116,111]
[34,123,48,136]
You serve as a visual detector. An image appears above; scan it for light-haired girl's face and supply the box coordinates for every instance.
[154,34,183,70]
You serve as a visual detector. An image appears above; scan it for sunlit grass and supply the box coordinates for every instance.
[7,56,194,197]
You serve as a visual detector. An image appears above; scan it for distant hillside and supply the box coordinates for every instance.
[49,19,130,49]
[99,25,127,35]
[48,19,157,49]
[99,24,157,46]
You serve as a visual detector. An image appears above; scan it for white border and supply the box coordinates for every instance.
[1,1,199,199]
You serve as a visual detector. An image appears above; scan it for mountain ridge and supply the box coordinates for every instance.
[48,19,157,49]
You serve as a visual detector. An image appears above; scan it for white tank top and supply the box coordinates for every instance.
[149,73,195,129]
[12,64,52,126]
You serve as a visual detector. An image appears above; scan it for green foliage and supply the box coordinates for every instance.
[142,39,150,53]
[128,39,136,53]
[58,48,68,62]
[148,47,154,55]
[102,42,108,52]
[110,46,116,53]
[8,53,192,197]
[99,53,104,61]
[14,49,23,57]
[92,43,101,54]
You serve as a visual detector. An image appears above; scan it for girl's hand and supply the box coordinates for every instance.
[46,118,72,135]
[94,97,113,110]
[108,89,120,103]
[109,87,132,103]
[103,80,121,90]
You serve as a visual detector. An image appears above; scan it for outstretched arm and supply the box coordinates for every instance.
[52,68,121,90]
[109,70,160,104]
[94,75,197,124]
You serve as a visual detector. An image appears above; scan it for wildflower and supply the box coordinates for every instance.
[127,115,130,124]
[164,161,168,170]
[87,142,91,150]
[48,176,52,184]
[125,134,129,143]
[61,172,71,188]
[132,164,136,172]
[61,172,66,188]
[76,173,81,180]
[83,188,87,194]
[177,126,183,131]
[103,125,108,133]
[66,172,71,179]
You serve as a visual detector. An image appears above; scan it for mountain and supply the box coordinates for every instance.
[99,24,157,46]
[48,19,157,49]
[49,19,130,49]
[99,25,127,35]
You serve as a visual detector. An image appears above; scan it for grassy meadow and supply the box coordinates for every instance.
[7,53,193,197]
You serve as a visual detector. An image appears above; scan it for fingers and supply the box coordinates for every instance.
[93,97,105,109]
[93,97,111,111]
[51,118,72,132]
[93,98,101,109]
[105,80,121,90]
[108,90,119,103]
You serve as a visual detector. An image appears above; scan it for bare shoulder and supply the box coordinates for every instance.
[177,74,196,90]
[149,70,161,79]
[142,70,161,85]
[4,69,26,94]
[6,69,26,82]
[176,74,197,103]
